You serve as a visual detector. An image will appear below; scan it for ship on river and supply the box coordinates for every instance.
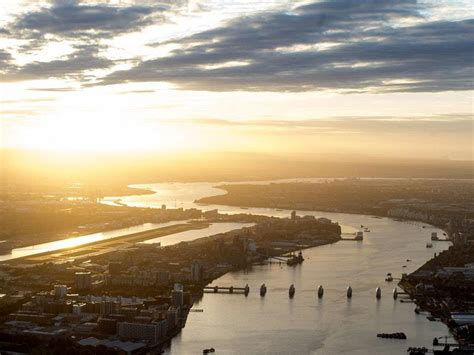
[287,251,304,266]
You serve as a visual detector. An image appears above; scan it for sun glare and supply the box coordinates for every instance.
[6,112,198,152]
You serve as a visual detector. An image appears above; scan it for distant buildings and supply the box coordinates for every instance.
[191,261,202,282]
[78,337,146,355]
[171,284,184,308]
[54,285,67,299]
[117,320,167,344]
[75,272,92,291]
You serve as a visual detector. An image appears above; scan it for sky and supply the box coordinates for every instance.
[0,0,473,159]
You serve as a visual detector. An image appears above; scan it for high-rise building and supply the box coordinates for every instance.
[167,308,179,330]
[54,285,68,299]
[75,272,92,290]
[100,301,119,315]
[171,284,184,308]
[117,320,167,344]
[191,261,202,282]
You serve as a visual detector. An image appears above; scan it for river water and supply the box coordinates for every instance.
[101,181,453,354]
[0,220,188,262]
[143,222,255,247]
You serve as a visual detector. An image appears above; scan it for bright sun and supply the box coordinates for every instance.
[7,112,196,152]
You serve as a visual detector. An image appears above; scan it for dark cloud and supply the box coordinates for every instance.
[100,0,474,93]
[0,49,14,74]
[0,0,182,82]
[13,1,162,38]
[2,44,113,82]
[0,49,12,62]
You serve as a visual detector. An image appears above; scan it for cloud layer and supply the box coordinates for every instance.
[1,0,473,93]
[100,0,474,92]
[13,1,162,38]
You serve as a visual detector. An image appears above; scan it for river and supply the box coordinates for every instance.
[143,222,255,247]
[0,220,185,262]
[101,180,452,354]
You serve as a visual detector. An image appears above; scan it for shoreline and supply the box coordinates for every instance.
[195,186,451,231]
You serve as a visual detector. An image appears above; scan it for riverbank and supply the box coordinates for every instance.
[195,179,473,232]
[399,243,474,345]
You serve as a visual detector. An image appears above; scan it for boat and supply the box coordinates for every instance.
[377,332,406,340]
[317,285,324,298]
[260,283,267,297]
[385,273,393,282]
[289,284,295,298]
[287,256,298,266]
[426,243,433,248]
[287,251,304,266]
[376,287,382,299]
[347,286,352,298]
